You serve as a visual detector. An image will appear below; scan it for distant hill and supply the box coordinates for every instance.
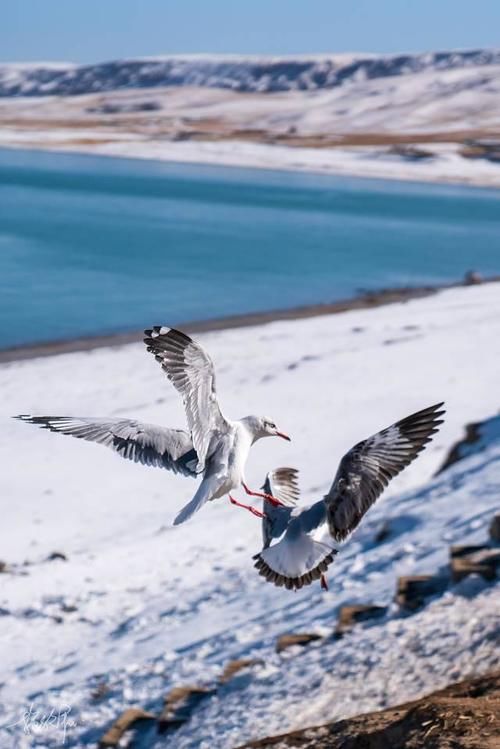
[1,49,500,97]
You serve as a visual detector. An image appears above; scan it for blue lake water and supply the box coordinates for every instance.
[1,147,500,349]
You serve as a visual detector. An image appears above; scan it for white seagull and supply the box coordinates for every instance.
[15,327,291,525]
[254,403,445,591]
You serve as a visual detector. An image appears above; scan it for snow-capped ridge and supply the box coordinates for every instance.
[1,48,499,97]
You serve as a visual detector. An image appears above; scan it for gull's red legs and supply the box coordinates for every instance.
[320,574,329,591]
[229,495,266,519]
[242,482,285,508]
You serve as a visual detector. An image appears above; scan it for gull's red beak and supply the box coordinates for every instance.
[276,430,291,442]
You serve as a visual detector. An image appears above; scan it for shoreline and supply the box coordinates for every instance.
[1,139,500,190]
[2,276,498,364]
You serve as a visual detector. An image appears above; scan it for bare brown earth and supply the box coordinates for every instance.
[236,671,500,749]
[1,110,499,148]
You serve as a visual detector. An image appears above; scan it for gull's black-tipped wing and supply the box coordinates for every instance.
[143,327,228,472]
[15,415,198,476]
[325,402,445,542]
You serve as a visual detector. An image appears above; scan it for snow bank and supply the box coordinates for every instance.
[0,282,499,746]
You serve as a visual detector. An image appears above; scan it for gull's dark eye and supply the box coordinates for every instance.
[269,422,276,429]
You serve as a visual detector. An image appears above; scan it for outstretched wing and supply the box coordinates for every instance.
[15,415,198,477]
[144,327,228,472]
[261,467,300,548]
[254,498,335,590]
[325,402,445,542]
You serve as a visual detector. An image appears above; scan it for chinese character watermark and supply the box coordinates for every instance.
[3,703,77,745]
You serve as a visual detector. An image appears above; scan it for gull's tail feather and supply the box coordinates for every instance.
[253,536,337,591]
[173,479,214,525]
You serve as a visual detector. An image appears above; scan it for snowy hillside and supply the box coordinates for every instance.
[0,48,499,186]
[0,282,499,747]
[1,49,500,97]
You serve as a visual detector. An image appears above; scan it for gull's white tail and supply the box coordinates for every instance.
[174,478,215,525]
[254,534,337,590]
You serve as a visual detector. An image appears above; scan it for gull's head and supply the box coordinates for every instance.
[242,415,291,443]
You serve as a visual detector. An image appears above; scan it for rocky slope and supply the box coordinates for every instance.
[237,671,500,749]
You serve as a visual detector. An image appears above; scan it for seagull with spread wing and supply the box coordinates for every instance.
[254,403,445,591]
[15,327,290,525]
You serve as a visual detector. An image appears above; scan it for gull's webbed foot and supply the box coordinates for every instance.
[229,495,266,519]
[242,483,285,507]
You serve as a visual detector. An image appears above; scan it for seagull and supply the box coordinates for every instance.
[253,403,445,591]
[15,327,291,525]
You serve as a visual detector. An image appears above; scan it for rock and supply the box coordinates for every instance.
[91,681,111,702]
[460,140,500,163]
[435,414,500,474]
[46,551,68,562]
[219,659,264,684]
[276,633,322,654]
[450,547,500,583]
[451,557,496,583]
[158,685,216,733]
[464,270,483,285]
[99,708,155,747]
[489,514,500,543]
[450,544,491,559]
[374,521,391,543]
[61,603,78,613]
[334,604,387,637]
[386,144,435,160]
[396,575,446,610]
[87,100,161,115]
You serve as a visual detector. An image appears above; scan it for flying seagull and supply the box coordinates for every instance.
[254,403,445,591]
[15,327,290,525]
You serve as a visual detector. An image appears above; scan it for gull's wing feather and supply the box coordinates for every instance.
[261,467,300,548]
[143,327,227,471]
[263,467,300,507]
[254,498,335,589]
[325,402,445,542]
[15,415,198,477]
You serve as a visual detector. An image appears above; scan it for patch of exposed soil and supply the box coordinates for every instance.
[237,671,500,749]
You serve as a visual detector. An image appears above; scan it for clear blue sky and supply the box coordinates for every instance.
[2,0,499,63]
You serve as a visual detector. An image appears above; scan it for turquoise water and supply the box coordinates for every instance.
[1,147,500,349]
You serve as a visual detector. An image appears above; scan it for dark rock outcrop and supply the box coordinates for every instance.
[334,604,387,637]
[276,633,323,654]
[395,575,447,610]
[98,708,155,747]
[158,685,215,733]
[219,659,264,684]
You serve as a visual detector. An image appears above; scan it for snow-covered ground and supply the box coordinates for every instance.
[0,282,499,747]
[74,139,500,188]
[2,130,500,188]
